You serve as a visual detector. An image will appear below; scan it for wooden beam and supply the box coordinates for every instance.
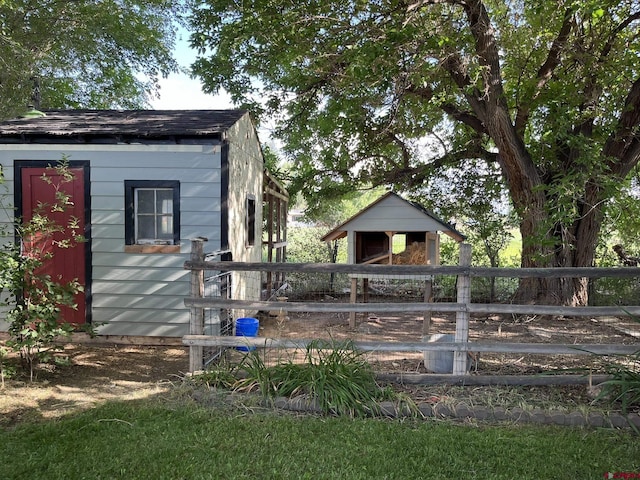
[183,297,640,317]
[262,241,288,249]
[454,243,472,375]
[188,239,206,373]
[374,373,613,386]
[264,186,289,201]
[181,336,639,355]
[185,261,640,279]
[349,277,358,329]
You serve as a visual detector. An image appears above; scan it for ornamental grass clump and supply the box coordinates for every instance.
[190,358,238,390]
[235,340,409,417]
[595,351,640,414]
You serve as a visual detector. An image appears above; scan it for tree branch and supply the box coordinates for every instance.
[461,0,542,210]
[604,75,640,177]
[376,145,498,188]
[440,103,487,134]
[440,51,487,123]
[515,8,575,136]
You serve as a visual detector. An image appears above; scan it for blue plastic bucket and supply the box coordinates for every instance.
[235,317,259,351]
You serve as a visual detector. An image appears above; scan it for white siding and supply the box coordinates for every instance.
[345,194,445,232]
[90,144,223,336]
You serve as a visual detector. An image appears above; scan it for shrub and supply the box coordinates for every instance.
[0,159,86,380]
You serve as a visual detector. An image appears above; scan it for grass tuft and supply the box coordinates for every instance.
[199,340,414,417]
[595,351,640,413]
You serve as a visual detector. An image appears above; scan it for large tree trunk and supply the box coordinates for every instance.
[458,0,640,306]
[512,183,605,306]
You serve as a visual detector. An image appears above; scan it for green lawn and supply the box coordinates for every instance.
[1,400,638,480]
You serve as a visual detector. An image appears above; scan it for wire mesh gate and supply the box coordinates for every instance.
[202,269,232,367]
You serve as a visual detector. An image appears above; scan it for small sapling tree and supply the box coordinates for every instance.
[0,159,85,380]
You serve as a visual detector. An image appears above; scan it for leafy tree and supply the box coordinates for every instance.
[189,0,640,305]
[0,0,184,119]
[287,226,338,264]
[602,168,640,255]
[292,186,386,263]
[409,159,516,267]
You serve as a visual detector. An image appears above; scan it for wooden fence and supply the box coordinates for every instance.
[183,239,640,380]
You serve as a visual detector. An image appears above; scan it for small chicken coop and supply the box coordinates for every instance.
[321,192,465,327]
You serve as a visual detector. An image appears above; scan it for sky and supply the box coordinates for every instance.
[149,32,282,150]
[149,69,234,110]
[149,31,233,110]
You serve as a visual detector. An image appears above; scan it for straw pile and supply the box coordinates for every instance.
[392,242,427,265]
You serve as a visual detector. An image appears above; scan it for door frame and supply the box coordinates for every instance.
[14,159,92,325]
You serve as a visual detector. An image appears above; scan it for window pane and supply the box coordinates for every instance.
[157,216,173,239]
[137,190,155,214]
[156,190,173,214]
[137,216,155,240]
[246,197,256,246]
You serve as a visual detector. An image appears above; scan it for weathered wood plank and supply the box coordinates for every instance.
[181,336,639,355]
[183,297,640,317]
[184,298,465,312]
[374,373,613,386]
[189,239,206,373]
[454,244,471,374]
[184,261,640,279]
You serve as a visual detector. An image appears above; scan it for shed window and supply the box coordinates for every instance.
[246,195,256,247]
[125,180,180,246]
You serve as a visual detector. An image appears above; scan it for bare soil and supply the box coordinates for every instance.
[0,344,189,428]
[259,311,640,374]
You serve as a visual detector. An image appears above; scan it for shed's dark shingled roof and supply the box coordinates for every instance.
[0,109,248,138]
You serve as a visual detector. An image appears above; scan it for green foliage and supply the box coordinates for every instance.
[190,0,640,303]
[596,349,640,414]
[408,161,518,269]
[0,0,184,119]
[286,226,337,264]
[0,159,86,379]
[601,169,640,255]
[189,358,239,390]
[590,313,640,413]
[286,188,384,267]
[257,340,396,416]
[0,345,16,386]
[207,340,411,417]
[298,186,387,227]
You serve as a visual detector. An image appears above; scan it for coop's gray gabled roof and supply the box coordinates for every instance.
[0,109,249,143]
[321,192,465,242]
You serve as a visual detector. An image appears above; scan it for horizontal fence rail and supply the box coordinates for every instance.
[184,260,640,279]
[182,336,639,356]
[184,298,640,317]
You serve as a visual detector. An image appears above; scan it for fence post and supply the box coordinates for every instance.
[349,277,358,329]
[189,237,207,373]
[422,279,433,336]
[453,243,472,375]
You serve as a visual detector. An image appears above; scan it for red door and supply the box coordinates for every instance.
[21,166,87,325]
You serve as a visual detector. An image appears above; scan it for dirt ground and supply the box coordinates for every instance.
[259,311,640,374]
[1,312,638,427]
[0,344,189,427]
